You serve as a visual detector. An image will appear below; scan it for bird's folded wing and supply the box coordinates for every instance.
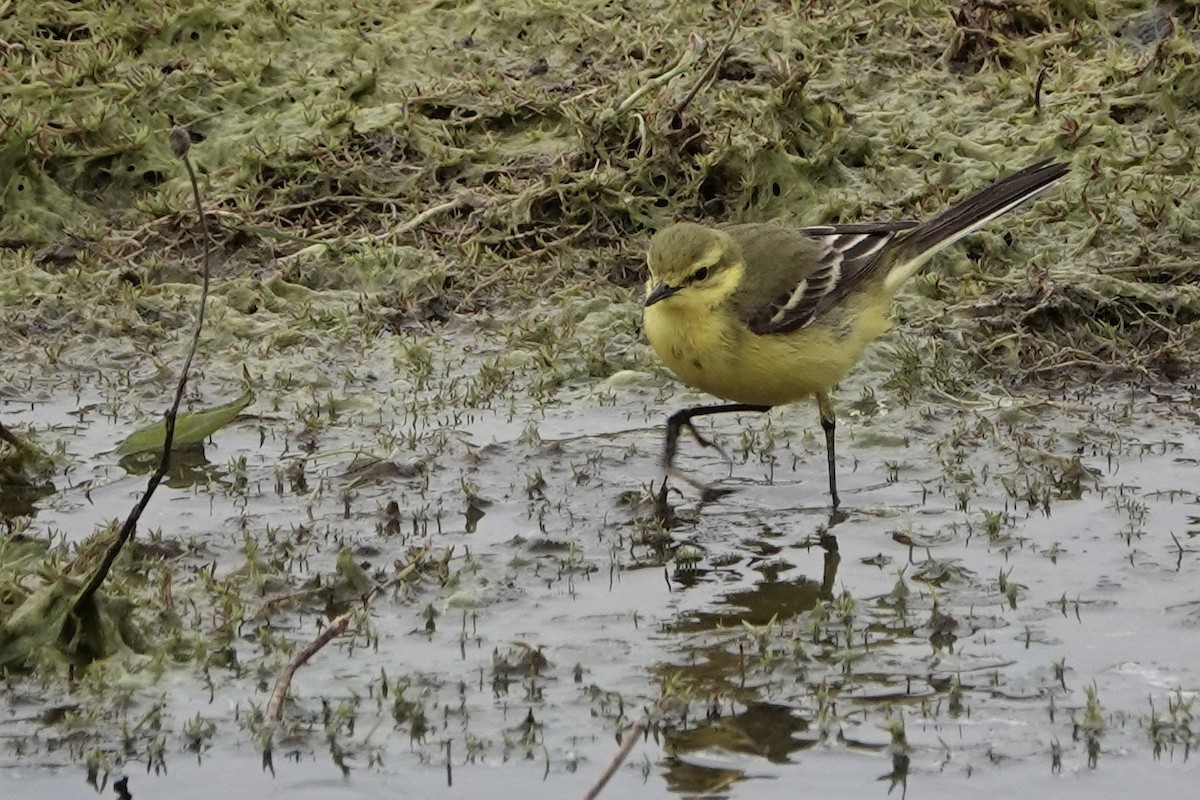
[730,221,918,335]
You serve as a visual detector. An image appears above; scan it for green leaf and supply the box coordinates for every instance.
[115,390,254,457]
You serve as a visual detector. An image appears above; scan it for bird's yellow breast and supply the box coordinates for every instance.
[643,292,893,407]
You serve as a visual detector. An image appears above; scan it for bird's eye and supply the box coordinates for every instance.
[693,266,710,283]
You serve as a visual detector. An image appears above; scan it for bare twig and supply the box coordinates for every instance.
[275,193,493,263]
[69,126,211,620]
[614,34,707,116]
[391,194,489,237]
[581,717,647,800]
[673,0,750,116]
[0,420,23,448]
[458,221,591,306]
[263,611,353,723]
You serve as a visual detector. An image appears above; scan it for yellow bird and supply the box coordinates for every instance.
[643,159,1068,508]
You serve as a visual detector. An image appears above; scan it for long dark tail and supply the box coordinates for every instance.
[883,159,1068,293]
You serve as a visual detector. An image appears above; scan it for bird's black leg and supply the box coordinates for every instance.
[818,537,841,598]
[816,392,841,510]
[661,403,771,503]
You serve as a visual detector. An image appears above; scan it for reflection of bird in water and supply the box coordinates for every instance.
[669,537,840,631]
[653,538,844,791]
[661,701,814,793]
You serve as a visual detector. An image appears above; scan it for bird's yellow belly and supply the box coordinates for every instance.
[643,301,891,407]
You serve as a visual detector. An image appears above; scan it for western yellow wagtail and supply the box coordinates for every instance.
[644,159,1068,508]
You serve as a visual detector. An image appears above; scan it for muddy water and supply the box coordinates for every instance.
[2,326,1199,799]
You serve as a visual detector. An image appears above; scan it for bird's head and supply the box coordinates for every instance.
[645,222,743,310]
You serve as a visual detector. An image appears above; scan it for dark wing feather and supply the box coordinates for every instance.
[726,221,918,335]
[726,160,1068,336]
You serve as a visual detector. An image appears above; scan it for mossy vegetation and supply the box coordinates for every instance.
[2,0,1197,378]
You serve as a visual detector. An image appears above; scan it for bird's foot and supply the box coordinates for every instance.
[665,467,735,506]
[653,479,676,526]
[681,420,732,463]
[799,532,839,554]
[698,485,735,503]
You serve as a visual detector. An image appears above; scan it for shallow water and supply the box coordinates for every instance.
[3,328,1199,799]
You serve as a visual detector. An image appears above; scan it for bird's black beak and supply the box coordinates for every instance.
[644,282,679,307]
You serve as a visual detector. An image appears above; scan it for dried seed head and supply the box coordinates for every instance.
[169,126,191,159]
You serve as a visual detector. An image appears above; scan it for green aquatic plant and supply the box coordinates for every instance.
[114,390,253,456]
